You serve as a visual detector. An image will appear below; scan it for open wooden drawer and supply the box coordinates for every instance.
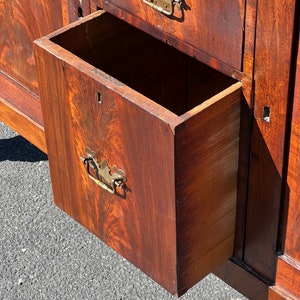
[34,10,241,296]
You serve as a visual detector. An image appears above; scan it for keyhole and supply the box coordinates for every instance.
[78,7,83,18]
[262,106,270,122]
[96,91,102,104]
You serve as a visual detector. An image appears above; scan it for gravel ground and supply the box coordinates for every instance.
[0,121,248,300]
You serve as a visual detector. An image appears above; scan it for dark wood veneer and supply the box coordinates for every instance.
[1,0,300,298]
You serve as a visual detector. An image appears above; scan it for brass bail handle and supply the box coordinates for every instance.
[81,151,126,195]
[142,0,182,16]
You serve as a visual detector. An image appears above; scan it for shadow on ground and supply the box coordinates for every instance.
[0,136,48,162]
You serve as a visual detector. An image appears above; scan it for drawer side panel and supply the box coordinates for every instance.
[175,84,241,294]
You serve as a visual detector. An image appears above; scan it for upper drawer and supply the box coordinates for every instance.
[34,11,241,296]
[93,0,245,75]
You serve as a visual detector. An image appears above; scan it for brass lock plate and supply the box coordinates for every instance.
[81,148,127,194]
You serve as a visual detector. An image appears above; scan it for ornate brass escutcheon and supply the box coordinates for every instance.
[81,148,126,194]
[142,0,182,16]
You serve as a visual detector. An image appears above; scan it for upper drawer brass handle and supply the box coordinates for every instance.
[142,0,182,16]
[81,148,126,195]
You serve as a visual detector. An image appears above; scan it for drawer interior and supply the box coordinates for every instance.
[51,12,236,116]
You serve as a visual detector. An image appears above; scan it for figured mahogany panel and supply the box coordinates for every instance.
[0,1,92,150]
[0,1,65,94]
[93,0,245,75]
[35,29,179,293]
[34,11,241,296]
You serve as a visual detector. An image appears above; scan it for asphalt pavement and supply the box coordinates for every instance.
[0,121,248,299]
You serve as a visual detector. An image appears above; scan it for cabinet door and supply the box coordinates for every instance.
[92,0,245,75]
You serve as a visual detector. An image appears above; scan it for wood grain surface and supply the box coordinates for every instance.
[0,1,65,94]
[283,25,300,264]
[0,0,92,151]
[92,0,245,76]
[176,83,241,294]
[215,260,269,300]
[243,0,298,282]
[272,22,300,299]
[34,11,241,296]
[274,256,300,299]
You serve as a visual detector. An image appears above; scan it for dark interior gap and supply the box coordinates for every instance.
[51,12,236,115]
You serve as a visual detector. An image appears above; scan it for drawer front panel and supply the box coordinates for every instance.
[64,64,178,292]
[95,0,245,73]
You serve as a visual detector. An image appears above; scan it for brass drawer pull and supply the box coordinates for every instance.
[81,148,126,194]
[142,0,182,16]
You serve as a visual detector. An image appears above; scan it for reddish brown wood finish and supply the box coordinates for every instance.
[2,0,299,298]
[231,0,258,261]
[0,1,92,151]
[0,1,64,94]
[175,86,241,294]
[243,0,298,282]
[273,257,300,299]
[214,260,269,300]
[0,95,46,153]
[215,1,300,298]
[0,70,46,152]
[93,0,245,76]
[283,28,300,264]
[269,286,294,300]
[270,25,300,300]
[34,11,241,296]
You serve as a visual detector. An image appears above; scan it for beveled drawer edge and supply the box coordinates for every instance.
[34,35,182,132]
[34,10,242,135]
[180,82,242,121]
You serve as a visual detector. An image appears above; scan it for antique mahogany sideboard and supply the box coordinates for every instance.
[1,0,300,299]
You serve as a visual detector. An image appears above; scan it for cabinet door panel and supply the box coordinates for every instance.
[0,1,66,94]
